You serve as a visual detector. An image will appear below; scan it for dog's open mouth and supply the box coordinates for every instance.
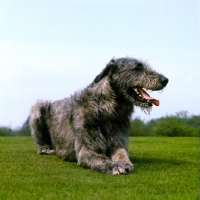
[128,88,160,106]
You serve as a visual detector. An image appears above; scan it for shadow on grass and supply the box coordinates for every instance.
[129,156,190,172]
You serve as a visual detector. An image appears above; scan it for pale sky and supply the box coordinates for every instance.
[0,0,199,128]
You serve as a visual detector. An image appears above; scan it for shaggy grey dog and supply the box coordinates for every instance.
[29,57,168,175]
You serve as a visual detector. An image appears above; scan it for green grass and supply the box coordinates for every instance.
[0,137,198,200]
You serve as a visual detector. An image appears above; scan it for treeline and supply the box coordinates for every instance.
[130,111,200,137]
[0,111,199,137]
[0,119,30,136]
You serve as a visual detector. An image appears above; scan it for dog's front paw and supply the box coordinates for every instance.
[123,162,134,173]
[112,165,127,175]
[112,162,134,175]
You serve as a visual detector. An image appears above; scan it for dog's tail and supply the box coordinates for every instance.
[29,100,53,151]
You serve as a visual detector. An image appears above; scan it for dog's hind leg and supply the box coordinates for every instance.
[29,101,55,155]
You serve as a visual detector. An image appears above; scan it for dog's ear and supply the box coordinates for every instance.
[94,59,118,83]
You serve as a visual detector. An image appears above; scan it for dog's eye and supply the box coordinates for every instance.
[131,63,144,72]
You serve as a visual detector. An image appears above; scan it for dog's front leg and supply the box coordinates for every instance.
[111,148,134,173]
[77,146,127,174]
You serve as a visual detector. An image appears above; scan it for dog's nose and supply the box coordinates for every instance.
[161,77,169,86]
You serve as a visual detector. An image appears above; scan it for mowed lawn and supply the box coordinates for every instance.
[0,137,198,200]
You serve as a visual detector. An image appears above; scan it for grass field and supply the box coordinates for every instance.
[0,137,198,200]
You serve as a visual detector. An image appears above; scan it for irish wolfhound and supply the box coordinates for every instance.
[29,57,168,175]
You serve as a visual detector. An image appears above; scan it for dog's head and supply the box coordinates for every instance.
[94,58,168,112]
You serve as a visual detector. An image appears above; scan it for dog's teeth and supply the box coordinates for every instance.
[134,88,140,95]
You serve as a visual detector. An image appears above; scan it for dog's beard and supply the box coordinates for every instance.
[126,87,154,115]
[140,107,152,115]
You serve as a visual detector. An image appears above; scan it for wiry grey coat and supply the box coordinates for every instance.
[29,57,168,174]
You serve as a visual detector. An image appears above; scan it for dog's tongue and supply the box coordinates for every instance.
[137,88,160,106]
